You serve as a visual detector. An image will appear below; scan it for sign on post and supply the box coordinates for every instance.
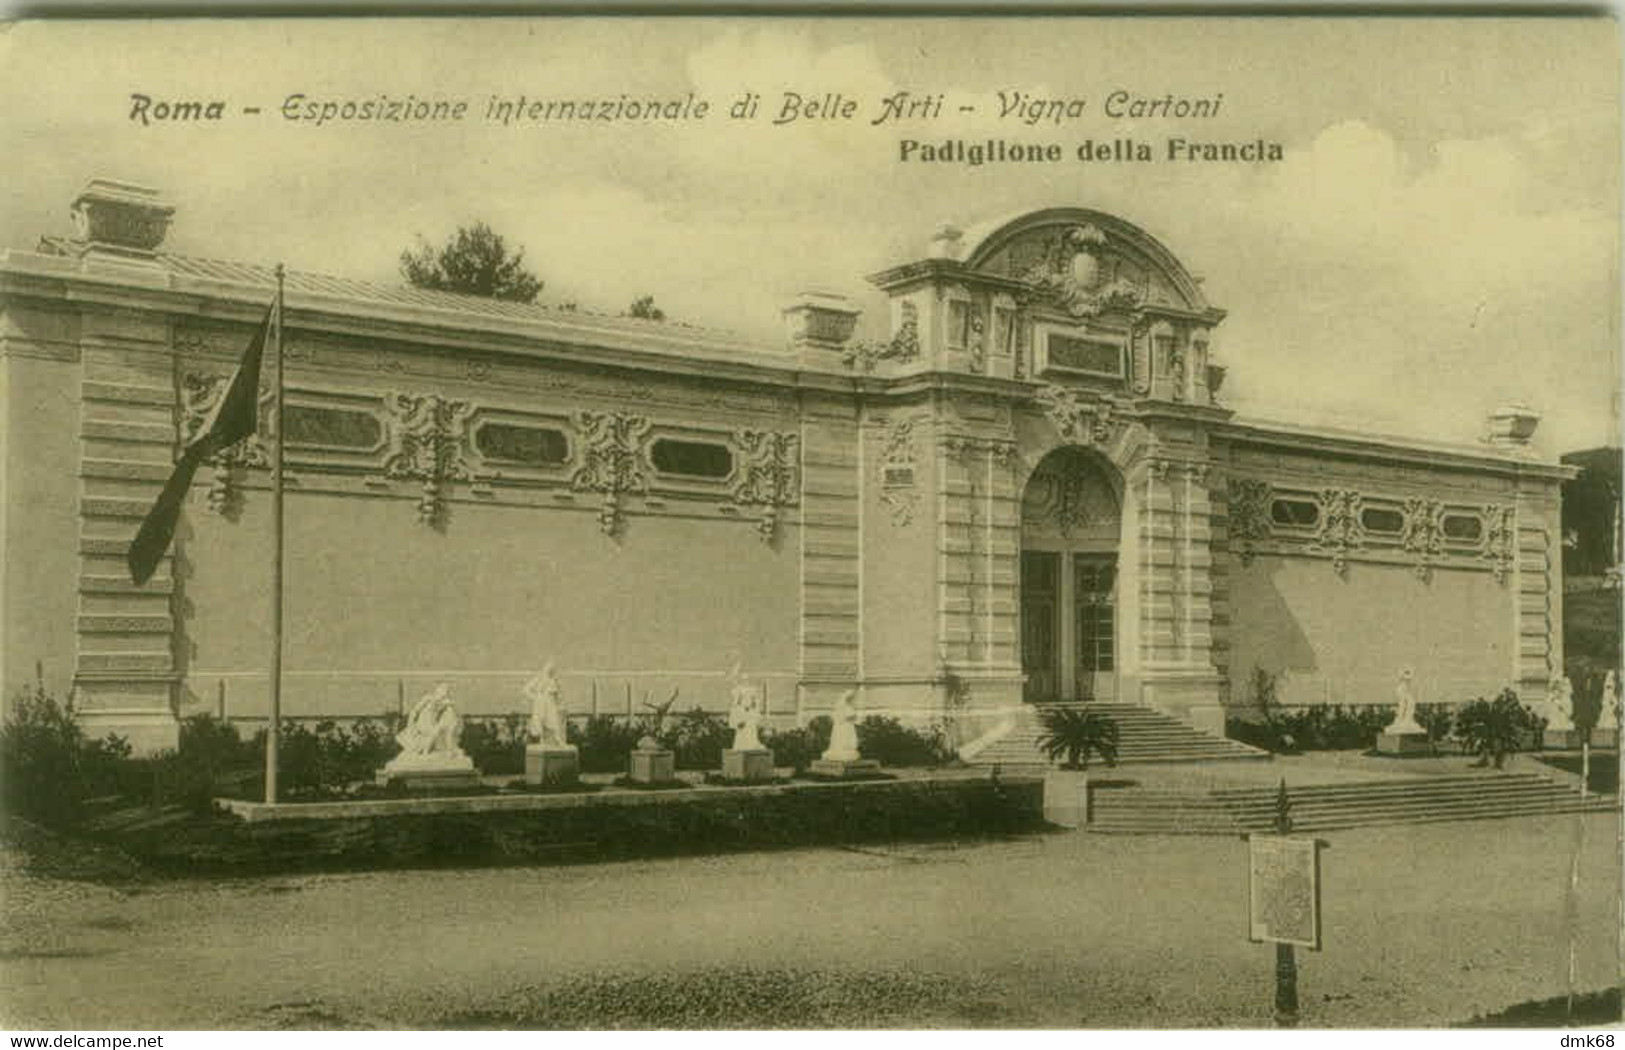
[1247,833,1323,950]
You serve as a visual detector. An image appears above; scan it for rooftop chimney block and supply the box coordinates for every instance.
[69,179,174,259]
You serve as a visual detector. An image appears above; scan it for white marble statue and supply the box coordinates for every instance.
[524,662,570,748]
[727,664,766,752]
[1600,671,1619,731]
[1389,667,1424,735]
[1545,676,1575,731]
[392,682,468,765]
[823,689,862,763]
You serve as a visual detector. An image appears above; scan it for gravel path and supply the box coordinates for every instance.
[1,812,1618,1029]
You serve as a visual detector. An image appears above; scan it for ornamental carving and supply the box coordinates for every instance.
[383,392,473,528]
[1314,488,1365,577]
[1482,504,1516,584]
[569,410,651,537]
[730,429,800,543]
[180,372,273,518]
[843,301,921,373]
[967,315,986,374]
[878,418,921,527]
[941,434,1018,466]
[1018,224,1144,318]
[1401,497,1446,581]
[1024,467,1094,536]
[1035,384,1119,445]
[1226,478,1274,566]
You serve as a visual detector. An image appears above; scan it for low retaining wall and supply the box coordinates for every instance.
[111,775,1046,875]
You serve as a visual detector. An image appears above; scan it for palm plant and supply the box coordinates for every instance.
[1454,688,1542,769]
[1036,707,1119,770]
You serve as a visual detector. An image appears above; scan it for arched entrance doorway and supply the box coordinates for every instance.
[1019,447,1122,703]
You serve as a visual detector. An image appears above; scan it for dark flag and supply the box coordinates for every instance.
[127,301,276,585]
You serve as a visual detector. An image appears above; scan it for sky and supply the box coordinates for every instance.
[1,17,1618,455]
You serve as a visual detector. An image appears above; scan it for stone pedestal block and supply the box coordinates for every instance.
[1542,728,1589,751]
[525,745,580,786]
[1590,728,1619,749]
[809,758,881,779]
[629,747,676,784]
[1375,731,1431,757]
[722,748,775,782]
[376,751,480,790]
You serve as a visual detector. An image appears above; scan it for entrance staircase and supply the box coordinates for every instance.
[969,702,1269,768]
[1085,771,1619,835]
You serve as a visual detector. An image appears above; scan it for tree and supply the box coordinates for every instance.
[399,222,543,303]
[626,295,666,322]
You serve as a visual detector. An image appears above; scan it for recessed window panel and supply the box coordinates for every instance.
[947,300,973,348]
[651,438,733,479]
[284,405,381,449]
[1360,507,1405,534]
[475,422,568,466]
[1270,498,1320,528]
[1047,334,1123,377]
[1442,514,1484,542]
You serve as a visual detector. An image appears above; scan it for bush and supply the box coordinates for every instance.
[460,715,526,776]
[763,716,832,773]
[569,715,644,774]
[658,707,734,771]
[1036,707,1119,769]
[0,681,131,825]
[857,716,953,767]
[1455,688,1544,769]
[1416,703,1455,745]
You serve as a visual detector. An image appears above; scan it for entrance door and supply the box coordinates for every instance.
[1021,551,1060,702]
[1072,554,1117,702]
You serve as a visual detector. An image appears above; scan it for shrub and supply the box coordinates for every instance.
[1416,703,1455,745]
[658,707,734,771]
[0,681,130,825]
[1036,707,1119,769]
[856,715,953,767]
[569,715,644,774]
[461,715,526,776]
[763,716,832,773]
[1455,688,1543,769]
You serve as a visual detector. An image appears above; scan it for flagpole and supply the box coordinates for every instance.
[266,266,286,804]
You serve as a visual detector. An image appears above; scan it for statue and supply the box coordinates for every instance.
[1600,671,1619,730]
[524,662,569,747]
[727,664,766,752]
[396,682,464,756]
[823,688,861,762]
[1389,667,1423,735]
[380,681,478,785]
[1545,676,1575,731]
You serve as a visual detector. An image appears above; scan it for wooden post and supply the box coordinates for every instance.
[1273,779,1299,1028]
[265,266,286,805]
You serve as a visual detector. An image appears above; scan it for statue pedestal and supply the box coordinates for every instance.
[1375,731,1431,757]
[1590,728,1619,749]
[810,757,880,779]
[377,751,480,790]
[525,745,580,786]
[721,748,775,782]
[1542,728,1587,751]
[629,747,676,785]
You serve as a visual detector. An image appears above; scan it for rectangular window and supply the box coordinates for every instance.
[475,422,569,466]
[1270,498,1320,529]
[284,405,382,449]
[651,438,733,479]
[994,308,1017,355]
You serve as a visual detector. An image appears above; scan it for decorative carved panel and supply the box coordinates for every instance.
[1034,384,1120,445]
[1313,488,1365,577]
[1226,479,1273,566]
[180,372,273,517]
[878,418,921,527]
[569,410,651,537]
[1401,497,1446,581]
[843,301,921,373]
[730,429,800,542]
[383,392,473,528]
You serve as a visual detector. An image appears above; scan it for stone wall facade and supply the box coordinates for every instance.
[0,184,1572,751]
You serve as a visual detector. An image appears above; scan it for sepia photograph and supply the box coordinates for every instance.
[0,14,1619,1032]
